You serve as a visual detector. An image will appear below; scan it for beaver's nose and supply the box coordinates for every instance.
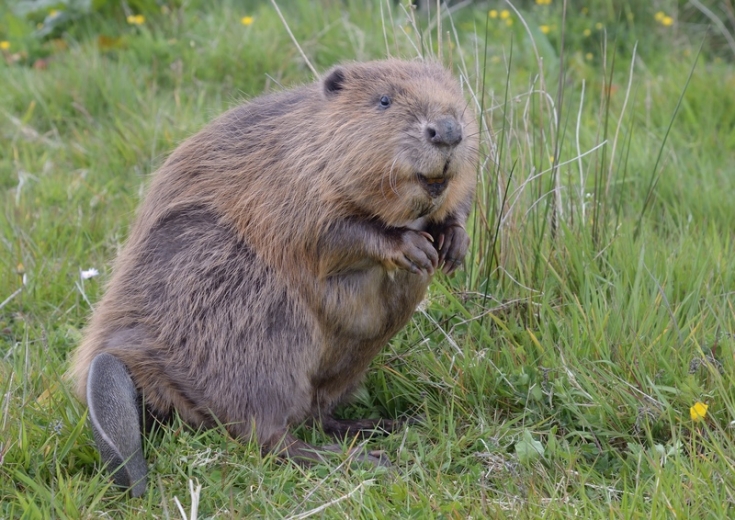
[425,117,463,148]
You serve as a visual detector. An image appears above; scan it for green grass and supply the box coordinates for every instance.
[2,0,735,517]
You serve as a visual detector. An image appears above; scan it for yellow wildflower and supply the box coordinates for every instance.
[585,52,593,60]
[654,11,665,22]
[127,14,145,25]
[540,25,550,34]
[661,16,674,26]
[489,9,498,19]
[690,402,708,422]
[500,10,510,19]
[583,28,591,37]
[505,18,513,26]
[535,0,552,4]
[241,16,254,26]
[595,22,603,30]
[0,41,9,50]
[49,9,59,17]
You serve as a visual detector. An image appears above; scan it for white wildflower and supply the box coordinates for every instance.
[81,268,99,280]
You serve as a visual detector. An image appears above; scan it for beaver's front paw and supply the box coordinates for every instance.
[434,223,470,275]
[385,230,438,275]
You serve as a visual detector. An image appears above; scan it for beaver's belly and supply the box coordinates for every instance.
[316,264,429,341]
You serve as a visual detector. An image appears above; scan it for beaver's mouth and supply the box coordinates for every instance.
[417,173,448,198]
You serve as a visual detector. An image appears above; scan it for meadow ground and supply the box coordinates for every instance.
[2,0,735,517]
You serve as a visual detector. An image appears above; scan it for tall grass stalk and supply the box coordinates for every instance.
[635,34,706,239]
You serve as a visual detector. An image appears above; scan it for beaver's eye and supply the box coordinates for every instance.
[379,95,391,108]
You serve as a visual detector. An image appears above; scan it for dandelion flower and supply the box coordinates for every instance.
[0,41,9,50]
[241,16,254,26]
[583,28,591,37]
[500,10,511,19]
[127,14,145,25]
[535,0,552,4]
[540,25,550,34]
[489,9,498,19]
[655,11,665,22]
[661,16,674,26]
[690,402,708,422]
[595,22,603,30]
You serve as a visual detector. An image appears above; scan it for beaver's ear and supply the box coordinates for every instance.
[323,67,346,98]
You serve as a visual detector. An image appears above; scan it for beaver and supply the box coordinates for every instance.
[69,59,478,497]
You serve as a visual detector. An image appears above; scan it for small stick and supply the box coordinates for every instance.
[269,0,319,79]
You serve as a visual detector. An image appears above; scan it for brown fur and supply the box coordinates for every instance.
[70,59,478,457]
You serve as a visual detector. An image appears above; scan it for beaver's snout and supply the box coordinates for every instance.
[425,117,463,148]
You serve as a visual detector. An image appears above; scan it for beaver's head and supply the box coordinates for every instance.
[319,60,478,227]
